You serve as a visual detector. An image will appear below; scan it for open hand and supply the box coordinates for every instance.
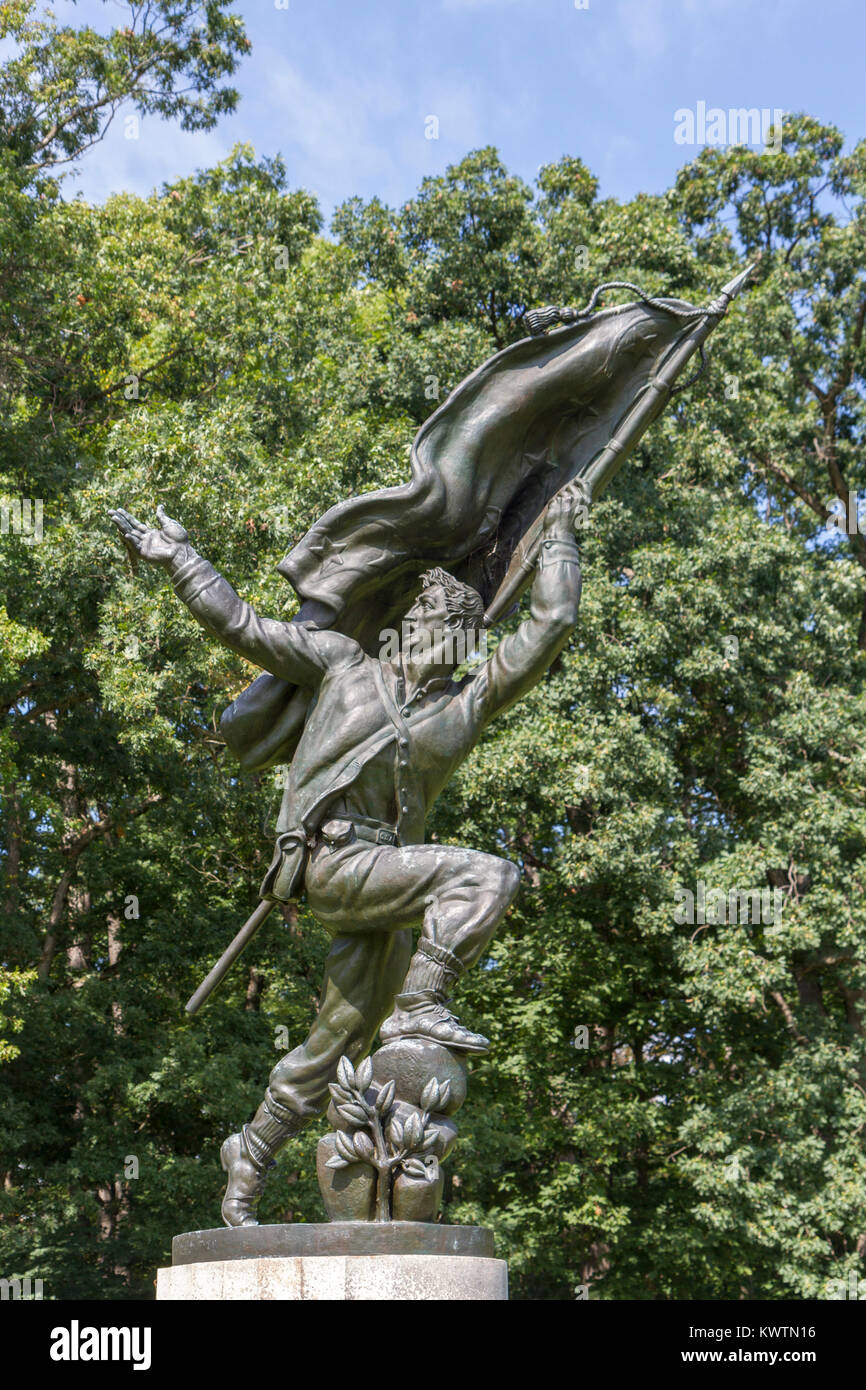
[109,505,191,570]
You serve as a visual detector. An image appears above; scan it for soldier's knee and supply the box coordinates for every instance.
[481,855,520,903]
[501,858,521,902]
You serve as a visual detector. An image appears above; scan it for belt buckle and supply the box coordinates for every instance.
[376,828,397,845]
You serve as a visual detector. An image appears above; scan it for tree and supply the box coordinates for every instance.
[674,114,866,641]
[0,0,248,176]
[1,82,865,1301]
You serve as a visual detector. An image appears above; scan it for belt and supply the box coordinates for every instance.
[317,816,400,849]
[354,823,399,846]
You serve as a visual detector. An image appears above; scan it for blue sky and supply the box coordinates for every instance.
[55,0,863,222]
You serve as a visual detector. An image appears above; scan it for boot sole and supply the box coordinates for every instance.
[380,1024,490,1053]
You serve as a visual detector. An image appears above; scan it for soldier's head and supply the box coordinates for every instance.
[401,568,485,673]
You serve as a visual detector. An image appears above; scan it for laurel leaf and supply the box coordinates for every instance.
[438,1080,451,1110]
[335,1131,357,1162]
[403,1112,424,1150]
[325,1155,351,1169]
[375,1078,396,1113]
[356,1056,373,1091]
[336,1103,367,1127]
[388,1117,404,1149]
[420,1078,439,1110]
[337,1056,356,1091]
[353,1131,375,1160]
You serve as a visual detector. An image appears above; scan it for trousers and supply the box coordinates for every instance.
[264,837,520,1119]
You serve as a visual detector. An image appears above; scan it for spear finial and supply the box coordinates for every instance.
[705,262,756,317]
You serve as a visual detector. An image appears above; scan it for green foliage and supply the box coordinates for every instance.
[0,55,864,1302]
[0,0,249,176]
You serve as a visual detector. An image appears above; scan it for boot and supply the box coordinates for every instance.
[379,937,490,1053]
[220,1091,307,1228]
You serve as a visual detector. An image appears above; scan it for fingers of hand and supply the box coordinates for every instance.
[554,489,577,514]
[109,515,140,551]
[156,502,186,539]
[550,484,576,514]
[111,507,146,534]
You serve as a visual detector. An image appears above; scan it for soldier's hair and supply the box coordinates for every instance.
[419,567,485,631]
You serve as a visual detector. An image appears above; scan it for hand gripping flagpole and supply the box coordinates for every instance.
[482,264,755,628]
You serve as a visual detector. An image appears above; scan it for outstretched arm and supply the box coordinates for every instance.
[109,506,356,686]
[472,480,586,725]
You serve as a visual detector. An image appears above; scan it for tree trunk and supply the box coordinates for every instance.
[375,1165,392,1221]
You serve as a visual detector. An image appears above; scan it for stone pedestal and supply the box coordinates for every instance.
[157,1253,506,1301]
[156,1222,507,1302]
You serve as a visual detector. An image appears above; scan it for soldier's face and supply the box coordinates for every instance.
[403,584,460,669]
[405,584,450,630]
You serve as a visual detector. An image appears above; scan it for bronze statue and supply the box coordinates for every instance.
[109,480,586,1224]
[110,273,752,1227]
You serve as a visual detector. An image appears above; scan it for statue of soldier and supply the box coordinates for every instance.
[110,478,587,1225]
[109,274,750,1230]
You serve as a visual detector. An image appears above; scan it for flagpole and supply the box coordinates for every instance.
[482,265,755,628]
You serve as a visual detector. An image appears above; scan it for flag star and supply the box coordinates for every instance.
[520,448,551,477]
[307,535,347,568]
